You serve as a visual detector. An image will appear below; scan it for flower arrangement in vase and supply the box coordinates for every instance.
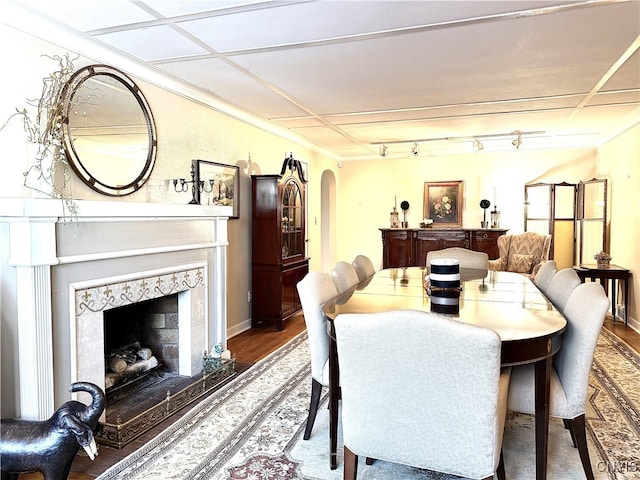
[594,251,612,268]
[434,196,452,219]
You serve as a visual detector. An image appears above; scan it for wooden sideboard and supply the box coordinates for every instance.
[380,228,508,268]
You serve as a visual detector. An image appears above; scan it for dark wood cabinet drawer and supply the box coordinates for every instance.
[470,230,504,259]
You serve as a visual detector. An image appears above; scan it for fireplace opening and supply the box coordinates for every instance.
[103,293,179,393]
[102,293,197,426]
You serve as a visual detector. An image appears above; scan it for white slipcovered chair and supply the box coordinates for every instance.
[331,261,360,294]
[351,255,376,281]
[334,310,510,480]
[545,267,582,312]
[507,282,609,480]
[533,260,558,293]
[296,271,339,441]
[426,247,489,270]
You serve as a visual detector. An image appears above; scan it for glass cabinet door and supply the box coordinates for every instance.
[524,182,576,268]
[281,177,304,259]
[524,183,551,236]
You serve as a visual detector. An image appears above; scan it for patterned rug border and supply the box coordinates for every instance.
[587,328,640,480]
[96,330,310,480]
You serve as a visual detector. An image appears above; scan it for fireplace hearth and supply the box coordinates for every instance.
[92,285,236,448]
[96,356,235,448]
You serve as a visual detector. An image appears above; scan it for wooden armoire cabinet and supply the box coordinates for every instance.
[251,158,309,330]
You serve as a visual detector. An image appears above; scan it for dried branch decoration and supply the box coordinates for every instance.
[1,53,79,221]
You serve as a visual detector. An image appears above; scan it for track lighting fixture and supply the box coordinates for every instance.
[371,130,542,155]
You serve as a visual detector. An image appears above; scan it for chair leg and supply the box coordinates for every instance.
[563,418,577,447]
[567,414,595,480]
[344,446,358,480]
[303,378,323,440]
[496,450,506,480]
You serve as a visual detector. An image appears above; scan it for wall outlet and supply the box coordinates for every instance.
[248,290,252,303]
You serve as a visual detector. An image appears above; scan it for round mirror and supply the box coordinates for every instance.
[62,65,157,196]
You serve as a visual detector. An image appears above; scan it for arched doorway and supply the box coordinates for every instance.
[321,170,337,272]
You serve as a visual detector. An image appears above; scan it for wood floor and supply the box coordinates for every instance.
[16,313,638,480]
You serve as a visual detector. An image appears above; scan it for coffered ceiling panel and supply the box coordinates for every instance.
[5,0,639,160]
[157,57,311,118]
[16,0,156,31]
[96,26,211,61]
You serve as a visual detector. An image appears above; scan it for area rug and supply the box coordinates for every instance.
[96,328,640,480]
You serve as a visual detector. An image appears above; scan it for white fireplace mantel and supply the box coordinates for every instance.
[2,198,229,420]
[1,197,234,220]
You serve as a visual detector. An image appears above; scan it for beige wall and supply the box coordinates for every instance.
[0,24,338,340]
[596,124,640,323]
[334,149,598,270]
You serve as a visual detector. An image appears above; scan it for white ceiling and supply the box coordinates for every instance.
[8,0,640,160]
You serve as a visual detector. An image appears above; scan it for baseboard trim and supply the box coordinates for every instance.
[227,318,252,339]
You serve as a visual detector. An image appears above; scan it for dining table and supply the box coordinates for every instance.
[322,266,567,480]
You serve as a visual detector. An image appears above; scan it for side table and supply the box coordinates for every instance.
[573,264,631,325]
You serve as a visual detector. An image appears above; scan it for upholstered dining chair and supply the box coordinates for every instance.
[334,310,510,480]
[426,247,489,270]
[507,282,609,480]
[488,232,552,276]
[545,267,582,312]
[331,261,360,294]
[296,271,339,441]
[351,255,376,281]
[533,260,558,294]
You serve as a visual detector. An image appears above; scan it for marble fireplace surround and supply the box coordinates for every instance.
[5,199,229,421]
[73,265,207,421]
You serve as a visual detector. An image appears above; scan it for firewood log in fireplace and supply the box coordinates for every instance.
[123,356,159,377]
[107,357,127,374]
[105,372,122,389]
[136,347,153,360]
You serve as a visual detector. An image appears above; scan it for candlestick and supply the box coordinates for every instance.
[172,163,214,204]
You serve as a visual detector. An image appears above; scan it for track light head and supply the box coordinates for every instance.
[411,142,420,156]
[512,132,523,149]
[379,144,388,157]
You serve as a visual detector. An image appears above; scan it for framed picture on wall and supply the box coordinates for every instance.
[195,159,240,219]
[424,180,463,227]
